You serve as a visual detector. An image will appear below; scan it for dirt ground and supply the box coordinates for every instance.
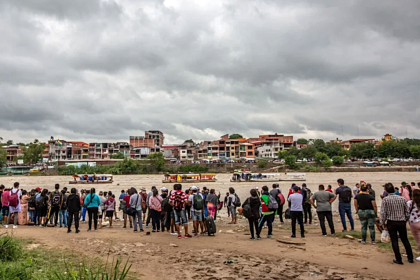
[2,172,420,279]
[6,211,419,280]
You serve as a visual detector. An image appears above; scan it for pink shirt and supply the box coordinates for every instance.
[148,196,163,211]
[1,191,9,207]
[401,187,411,202]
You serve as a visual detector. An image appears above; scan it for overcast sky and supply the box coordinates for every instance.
[1,0,419,144]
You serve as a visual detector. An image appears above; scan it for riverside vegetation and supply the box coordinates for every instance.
[0,233,132,280]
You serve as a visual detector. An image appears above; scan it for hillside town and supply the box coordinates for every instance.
[0,131,410,165]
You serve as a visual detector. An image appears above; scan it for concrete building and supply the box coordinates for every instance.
[88,142,130,159]
[4,145,23,163]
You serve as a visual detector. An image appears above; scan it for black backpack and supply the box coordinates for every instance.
[28,196,36,209]
[162,197,172,213]
[51,192,61,207]
[234,194,241,207]
[242,198,252,219]
[340,186,352,203]
[36,196,46,210]
[173,192,185,211]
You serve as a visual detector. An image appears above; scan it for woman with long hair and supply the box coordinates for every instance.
[105,191,116,228]
[242,188,261,240]
[408,189,420,261]
[18,190,30,225]
[148,188,163,232]
[84,188,101,231]
[205,189,219,219]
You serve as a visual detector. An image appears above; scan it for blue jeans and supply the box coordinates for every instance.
[173,209,188,225]
[82,207,87,221]
[338,203,354,231]
[29,210,36,223]
[59,210,68,227]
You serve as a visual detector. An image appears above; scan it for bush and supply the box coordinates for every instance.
[0,235,23,262]
[257,159,268,169]
[284,155,297,169]
[331,156,344,166]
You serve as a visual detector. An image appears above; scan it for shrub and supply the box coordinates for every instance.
[0,235,23,262]
[331,156,344,166]
[284,155,297,169]
[257,159,268,169]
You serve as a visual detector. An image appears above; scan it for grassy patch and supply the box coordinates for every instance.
[0,234,134,280]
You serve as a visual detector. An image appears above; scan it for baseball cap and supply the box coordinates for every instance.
[402,181,407,185]
[161,187,168,192]
[191,186,198,191]
[302,183,306,187]
[36,187,41,192]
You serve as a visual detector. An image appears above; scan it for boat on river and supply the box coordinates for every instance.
[69,174,114,184]
[231,171,306,182]
[162,173,217,183]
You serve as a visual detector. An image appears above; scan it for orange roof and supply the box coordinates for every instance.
[349,139,375,142]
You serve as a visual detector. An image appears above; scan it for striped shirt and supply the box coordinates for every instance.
[380,193,409,225]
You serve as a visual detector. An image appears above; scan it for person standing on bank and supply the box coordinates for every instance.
[129,188,144,232]
[288,186,305,238]
[301,183,312,224]
[84,188,101,232]
[381,182,413,265]
[67,188,81,233]
[354,184,377,244]
[6,182,22,229]
[335,179,354,232]
[310,184,336,236]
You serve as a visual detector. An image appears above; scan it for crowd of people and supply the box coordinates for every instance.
[1,179,420,264]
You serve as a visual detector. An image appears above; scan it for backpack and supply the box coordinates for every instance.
[304,189,312,204]
[278,193,285,206]
[242,198,252,219]
[36,196,46,210]
[28,196,37,209]
[268,195,279,211]
[173,192,185,211]
[285,208,291,219]
[52,192,61,207]
[234,194,241,207]
[340,186,352,203]
[162,197,172,213]
[193,194,204,210]
[8,190,19,207]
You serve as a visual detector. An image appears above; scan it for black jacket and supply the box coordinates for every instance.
[243,196,261,219]
[67,194,81,213]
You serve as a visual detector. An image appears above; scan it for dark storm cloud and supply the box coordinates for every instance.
[1,0,420,144]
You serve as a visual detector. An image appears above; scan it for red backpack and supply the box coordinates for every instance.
[278,193,285,206]
[9,190,19,207]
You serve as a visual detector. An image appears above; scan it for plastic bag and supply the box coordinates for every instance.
[381,230,390,243]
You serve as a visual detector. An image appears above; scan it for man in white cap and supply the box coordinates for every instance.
[188,186,204,236]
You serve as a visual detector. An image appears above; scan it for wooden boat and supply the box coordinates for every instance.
[162,173,217,183]
[69,174,114,184]
[230,170,252,182]
[278,173,306,181]
[249,173,282,182]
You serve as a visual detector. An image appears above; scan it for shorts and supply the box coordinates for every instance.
[37,208,47,217]
[229,206,237,218]
[191,210,202,222]
[2,206,9,217]
[173,209,187,225]
[171,211,175,220]
[106,211,114,218]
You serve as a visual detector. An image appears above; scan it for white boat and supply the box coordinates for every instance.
[279,173,306,181]
[249,173,282,182]
[69,174,114,184]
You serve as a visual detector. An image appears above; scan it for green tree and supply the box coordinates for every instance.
[337,149,351,158]
[377,140,410,158]
[409,145,420,159]
[22,139,45,164]
[287,146,301,158]
[297,138,308,144]
[111,152,125,159]
[322,159,333,168]
[0,146,6,167]
[278,150,288,159]
[229,134,243,139]
[300,145,317,159]
[324,143,343,158]
[350,143,376,159]
[257,159,268,169]
[400,138,420,147]
[313,139,327,153]
[331,156,344,166]
[314,152,329,164]
[147,152,165,172]
[184,139,194,143]
[6,140,13,145]
[284,155,297,169]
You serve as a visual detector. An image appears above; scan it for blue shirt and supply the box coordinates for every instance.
[119,193,126,200]
[84,194,101,208]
